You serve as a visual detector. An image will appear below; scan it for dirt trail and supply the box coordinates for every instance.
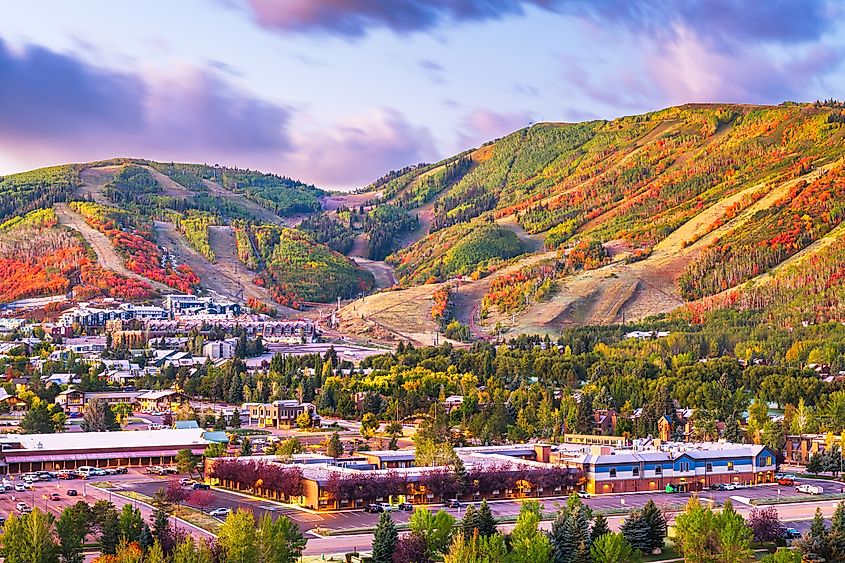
[351,257,397,289]
[155,222,280,306]
[495,216,544,252]
[142,166,193,198]
[54,203,173,293]
[200,179,289,225]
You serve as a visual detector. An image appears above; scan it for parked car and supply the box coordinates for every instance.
[91,469,108,477]
[14,483,26,492]
[49,493,61,501]
[113,466,128,474]
[192,483,210,490]
[208,508,231,518]
[398,502,414,511]
[577,490,591,498]
[797,484,824,495]
[180,478,193,486]
[378,503,398,512]
[56,471,76,480]
[15,502,28,512]
[67,489,78,496]
[784,527,801,539]
[723,483,736,491]
[444,499,461,508]
[709,483,725,491]
[365,504,384,513]
[0,485,6,493]
[777,477,795,486]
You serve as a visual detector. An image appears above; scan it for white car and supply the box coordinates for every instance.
[209,508,232,518]
[797,484,824,495]
[14,483,26,492]
[15,502,28,511]
[577,490,591,498]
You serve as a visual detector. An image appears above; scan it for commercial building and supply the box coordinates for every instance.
[244,400,319,428]
[137,390,189,413]
[0,428,209,474]
[55,390,142,414]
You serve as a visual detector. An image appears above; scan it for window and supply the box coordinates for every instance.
[609,469,617,478]
[727,461,734,471]
[654,466,662,475]
[706,463,713,472]
[633,467,640,477]
[679,462,689,472]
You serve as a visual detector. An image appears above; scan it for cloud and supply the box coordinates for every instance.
[281,108,438,188]
[456,108,533,150]
[0,39,291,173]
[240,0,836,46]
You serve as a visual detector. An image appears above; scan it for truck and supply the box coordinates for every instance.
[797,483,824,495]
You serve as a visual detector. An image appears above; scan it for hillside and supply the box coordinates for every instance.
[5,102,845,339]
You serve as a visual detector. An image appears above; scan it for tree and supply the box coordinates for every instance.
[175,449,199,476]
[218,508,258,563]
[620,511,652,554]
[295,411,313,430]
[796,508,830,563]
[476,499,497,538]
[461,504,480,538]
[111,402,134,427]
[95,503,121,556]
[171,537,215,563]
[716,500,752,563]
[164,480,189,507]
[189,489,214,513]
[761,548,802,563]
[444,531,508,563]
[592,513,611,542]
[117,504,144,544]
[56,502,91,563]
[81,398,119,432]
[361,412,380,437]
[509,500,552,563]
[590,532,642,563]
[0,509,58,563]
[372,512,399,563]
[829,502,845,562]
[275,438,304,459]
[255,513,306,563]
[240,437,253,457]
[574,393,595,434]
[229,408,242,429]
[204,442,227,458]
[393,534,431,563]
[748,506,785,543]
[409,508,455,556]
[20,401,61,434]
[673,497,716,563]
[326,432,344,458]
[640,500,666,551]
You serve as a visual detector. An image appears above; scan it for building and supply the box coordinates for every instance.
[560,443,777,494]
[0,428,209,474]
[55,390,142,414]
[137,390,188,413]
[202,339,236,360]
[59,303,168,328]
[164,294,240,317]
[62,336,107,354]
[783,434,836,465]
[244,400,318,428]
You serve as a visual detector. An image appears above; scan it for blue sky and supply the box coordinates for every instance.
[1,0,844,188]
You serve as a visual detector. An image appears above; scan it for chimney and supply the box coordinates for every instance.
[534,444,551,464]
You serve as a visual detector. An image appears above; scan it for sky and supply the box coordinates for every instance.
[1,0,844,189]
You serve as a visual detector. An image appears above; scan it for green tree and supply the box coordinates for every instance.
[829,501,845,562]
[118,504,144,544]
[641,499,667,551]
[240,437,253,457]
[361,412,379,437]
[171,537,215,563]
[255,513,306,563]
[175,449,199,476]
[574,393,595,435]
[476,499,497,538]
[796,508,830,563]
[716,501,752,563]
[761,549,802,563]
[372,512,398,563]
[592,513,611,542]
[409,508,455,555]
[94,502,120,556]
[56,502,91,563]
[461,504,480,538]
[81,398,119,432]
[218,508,258,563]
[20,401,61,434]
[590,532,642,563]
[0,509,58,563]
[295,411,313,430]
[620,512,652,554]
[326,432,344,458]
[275,438,304,459]
[444,531,508,563]
[674,497,716,563]
[204,442,227,458]
[509,501,552,563]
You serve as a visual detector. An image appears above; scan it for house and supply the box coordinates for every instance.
[244,400,318,429]
[137,390,188,413]
[41,373,79,386]
[593,409,618,435]
[61,336,107,354]
[443,395,464,412]
[54,390,141,414]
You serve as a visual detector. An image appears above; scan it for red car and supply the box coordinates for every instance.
[57,472,76,480]
[49,493,61,501]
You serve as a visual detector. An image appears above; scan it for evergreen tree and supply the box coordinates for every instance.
[716,500,752,563]
[476,499,497,538]
[641,500,667,551]
[326,432,344,458]
[240,437,253,457]
[621,511,652,554]
[574,393,595,434]
[461,504,480,538]
[118,504,144,544]
[138,524,153,551]
[592,513,612,542]
[797,508,830,563]
[551,511,580,563]
[372,512,398,563]
[829,502,845,562]
[56,502,91,563]
[98,509,121,556]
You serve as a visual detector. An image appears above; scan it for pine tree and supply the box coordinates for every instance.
[139,524,153,550]
[592,513,611,542]
[830,502,845,562]
[372,512,398,563]
[797,508,831,563]
[99,509,121,556]
[240,437,253,457]
[476,499,497,538]
[551,511,579,563]
[326,432,344,458]
[641,499,667,551]
[461,504,480,538]
[621,511,652,553]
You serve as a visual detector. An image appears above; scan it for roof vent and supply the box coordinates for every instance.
[36,442,43,449]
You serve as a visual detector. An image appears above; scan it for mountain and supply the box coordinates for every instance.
[4,102,845,341]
